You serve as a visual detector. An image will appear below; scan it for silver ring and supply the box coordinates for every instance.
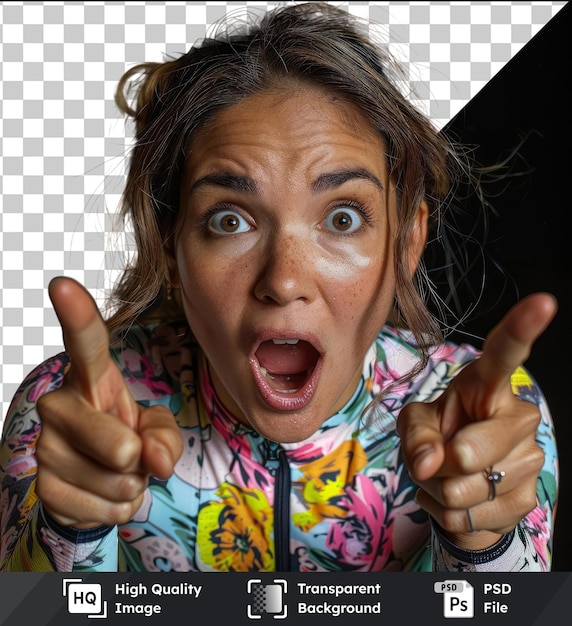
[484,467,506,501]
[466,507,476,533]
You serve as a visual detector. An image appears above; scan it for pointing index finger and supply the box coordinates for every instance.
[48,276,115,403]
[476,292,557,392]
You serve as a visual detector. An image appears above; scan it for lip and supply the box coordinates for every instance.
[248,330,324,412]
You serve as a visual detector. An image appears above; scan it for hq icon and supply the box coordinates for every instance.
[62,579,108,619]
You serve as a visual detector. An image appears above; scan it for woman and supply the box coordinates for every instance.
[0,3,557,572]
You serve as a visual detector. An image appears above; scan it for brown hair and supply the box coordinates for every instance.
[108,2,465,382]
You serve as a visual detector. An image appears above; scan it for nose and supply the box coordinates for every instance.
[254,229,316,306]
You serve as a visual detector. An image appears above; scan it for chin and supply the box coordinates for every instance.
[247,413,323,444]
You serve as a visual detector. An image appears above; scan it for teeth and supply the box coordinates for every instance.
[272,338,299,345]
[261,367,268,376]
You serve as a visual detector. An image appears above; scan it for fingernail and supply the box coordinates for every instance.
[412,445,435,479]
[155,446,174,479]
[413,444,433,466]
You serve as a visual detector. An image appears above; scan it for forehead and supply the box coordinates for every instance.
[183,87,388,187]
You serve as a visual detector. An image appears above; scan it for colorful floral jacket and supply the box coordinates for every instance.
[0,321,558,572]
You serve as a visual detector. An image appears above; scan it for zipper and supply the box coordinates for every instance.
[263,442,291,572]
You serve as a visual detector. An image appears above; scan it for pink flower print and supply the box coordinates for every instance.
[430,343,464,364]
[325,475,392,571]
[5,424,41,477]
[123,350,172,397]
[369,360,410,401]
[522,504,552,571]
[28,357,69,402]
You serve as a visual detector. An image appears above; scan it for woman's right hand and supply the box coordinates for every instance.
[35,277,183,529]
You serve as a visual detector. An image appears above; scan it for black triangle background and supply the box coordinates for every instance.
[439,2,571,570]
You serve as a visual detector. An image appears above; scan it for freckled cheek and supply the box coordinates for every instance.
[313,245,390,288]
[314,255,369,283]
[175,251,226,309]
[317,250,395,329]
[177,256,256,341]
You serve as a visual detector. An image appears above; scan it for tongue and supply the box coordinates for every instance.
[255,340,318,376]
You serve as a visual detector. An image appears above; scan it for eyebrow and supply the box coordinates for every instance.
[187,173,259,197]
[311,168,384,194]
[187,168,384,197]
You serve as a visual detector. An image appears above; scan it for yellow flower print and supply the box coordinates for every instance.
[197,483,274,571]
[293,440,367,532]
[20,480,38,523]
[511,366,534,394]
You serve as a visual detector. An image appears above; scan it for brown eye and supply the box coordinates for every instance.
[324,207,362,233]
[332,212,352,230]
[208,211,250,235]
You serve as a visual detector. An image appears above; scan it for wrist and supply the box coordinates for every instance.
[439,529,504,551]
[431,516,517,566]
[40,502,113,539]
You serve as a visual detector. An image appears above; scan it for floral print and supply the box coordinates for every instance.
[0,320,558,573]
[197,483,274,572]
[325,474,393,571]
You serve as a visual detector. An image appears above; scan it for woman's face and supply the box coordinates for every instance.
[173,88,426,442]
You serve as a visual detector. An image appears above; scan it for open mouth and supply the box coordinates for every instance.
[250,338,322,410]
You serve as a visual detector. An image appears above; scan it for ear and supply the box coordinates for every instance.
[407,200,429,278]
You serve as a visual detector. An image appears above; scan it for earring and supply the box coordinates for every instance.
[166,282,173,301]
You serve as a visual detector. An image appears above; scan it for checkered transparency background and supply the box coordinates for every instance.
[0,1,566,422]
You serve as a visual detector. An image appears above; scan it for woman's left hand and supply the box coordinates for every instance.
[397,292,557,550]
